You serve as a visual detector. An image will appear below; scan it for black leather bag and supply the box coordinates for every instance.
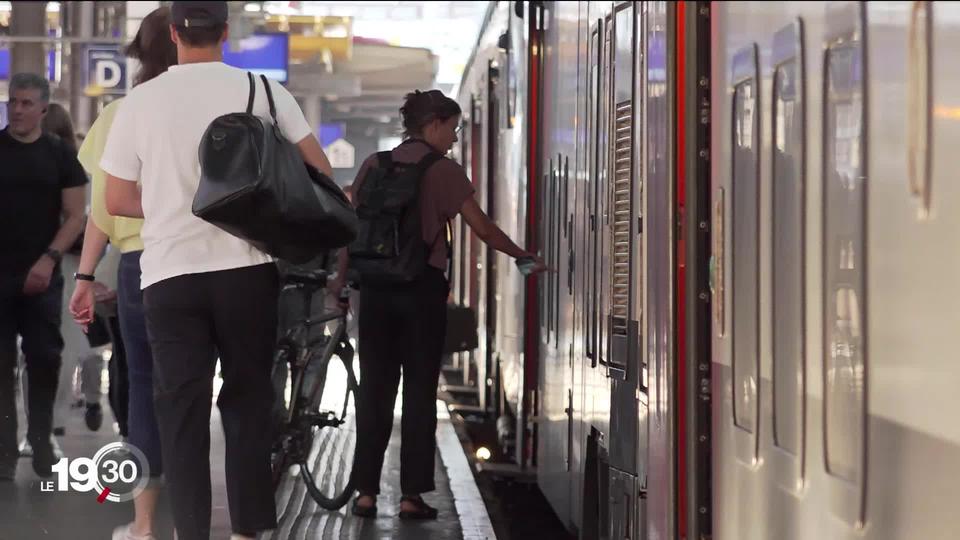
[443,303,478,355]
[193,73,357,264]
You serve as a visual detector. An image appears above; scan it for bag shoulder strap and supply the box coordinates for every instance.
[259,74,278,125]
[245,72,255,114]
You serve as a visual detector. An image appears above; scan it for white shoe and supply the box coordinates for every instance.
[18,436,63,459]
[111,523,155,540]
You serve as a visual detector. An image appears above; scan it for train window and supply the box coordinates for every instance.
[823,30,866,485]
[771,21,805,456]
[548,161,558,340]
[712,188,725,337]
[609,2,634,344]
[586,22,601,366]
[541,166,550,337]
[555,156,564,346]
[597,14,614,367]
[907,1,932,218]
[731,44,760,434]
[613,4,634,104]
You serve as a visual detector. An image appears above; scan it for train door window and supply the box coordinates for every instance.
[608,2,635,373]
[586,21,602,366]
[542,162,552,338]
[771,21,805,457]
[730,44,760,435]
[823,9,867,487]
[597,14,613,368]
[559,155,568,344]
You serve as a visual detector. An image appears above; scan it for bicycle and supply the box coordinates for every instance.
[270,269,359,510]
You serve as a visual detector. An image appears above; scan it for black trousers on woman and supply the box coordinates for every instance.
[351,266,448,496]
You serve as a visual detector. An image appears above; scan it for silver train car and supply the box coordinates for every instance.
[450,2,960,539]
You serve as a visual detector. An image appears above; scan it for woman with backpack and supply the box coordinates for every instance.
[68,7,177,539]
[338,89,546,519]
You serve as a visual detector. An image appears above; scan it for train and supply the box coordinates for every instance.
[446,1,960,539]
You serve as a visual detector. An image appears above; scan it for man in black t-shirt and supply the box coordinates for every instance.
[0,73,87,480]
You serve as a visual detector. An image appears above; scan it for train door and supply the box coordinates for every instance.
[605,3,645,540]
[644,2,678,540]
[580,12,608,540]
[469,95,484,392]
[482,60,501,415]
[451,105,472,382]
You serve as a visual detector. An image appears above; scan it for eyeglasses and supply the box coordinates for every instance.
[454,124,463,135]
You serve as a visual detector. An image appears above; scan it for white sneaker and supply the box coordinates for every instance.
[18,436,64,459]
[111,523,155,540]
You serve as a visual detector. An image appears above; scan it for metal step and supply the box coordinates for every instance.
[446,403,486,415]
[475,461,538,482]
[440,384,480,395]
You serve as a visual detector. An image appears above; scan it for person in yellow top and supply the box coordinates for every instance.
[68,7,176,540]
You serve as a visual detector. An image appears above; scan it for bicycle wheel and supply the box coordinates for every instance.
[270,346,299,490]
[298,340,360,510]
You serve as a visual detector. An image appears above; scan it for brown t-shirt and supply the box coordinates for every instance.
[352,139,475,271]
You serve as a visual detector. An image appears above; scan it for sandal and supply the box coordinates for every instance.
[399,495,438,520]
[351,495,377,518]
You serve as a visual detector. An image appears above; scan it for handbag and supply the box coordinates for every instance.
[443,303,478,355]
[193,72,358,264]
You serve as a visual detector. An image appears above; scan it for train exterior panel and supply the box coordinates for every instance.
[455,2,960,539]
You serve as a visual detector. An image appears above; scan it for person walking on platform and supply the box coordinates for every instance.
[41,102,114,440]
[339,89,546,519]
[99,2,333,539]
[68,7,177,540]
[0,73,87,480]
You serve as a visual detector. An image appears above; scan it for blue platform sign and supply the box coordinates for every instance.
[223,33,289,84]
[86,45,127,96]
[0,48,58,81]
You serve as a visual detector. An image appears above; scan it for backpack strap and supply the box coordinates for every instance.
[259,74,278,125]
[245,72,255,114]
[376,151,393,171]
[415,152,443,174]
[444,219,453,279]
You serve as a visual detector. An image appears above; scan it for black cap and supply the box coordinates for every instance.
[171,1,228,28]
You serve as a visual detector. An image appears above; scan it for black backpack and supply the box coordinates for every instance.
[348,147,444,284]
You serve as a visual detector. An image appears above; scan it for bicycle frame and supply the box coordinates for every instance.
[275,283,353,427]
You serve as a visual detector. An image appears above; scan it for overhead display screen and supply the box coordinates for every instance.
[222,33,290,84]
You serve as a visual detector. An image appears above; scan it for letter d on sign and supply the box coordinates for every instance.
[96,60,122,89]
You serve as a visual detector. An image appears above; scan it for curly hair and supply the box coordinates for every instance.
[399,89,461,138]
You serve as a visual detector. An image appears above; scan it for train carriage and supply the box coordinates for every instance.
[451,2,960,539]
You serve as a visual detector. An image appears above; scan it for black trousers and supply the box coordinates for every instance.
[143,264,279,539]
[0,274,63,466]
[351,266,448,495]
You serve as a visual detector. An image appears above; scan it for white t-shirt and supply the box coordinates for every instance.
[99,62,313,289]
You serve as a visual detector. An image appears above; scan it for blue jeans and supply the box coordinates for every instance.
[117,251,162,477]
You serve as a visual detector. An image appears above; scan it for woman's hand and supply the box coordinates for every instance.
[69,280,96,332]
[517,252,549,275]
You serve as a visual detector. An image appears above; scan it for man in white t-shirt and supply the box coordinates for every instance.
[99,3,334,539]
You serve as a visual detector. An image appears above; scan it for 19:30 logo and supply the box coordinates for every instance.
[41,442,150,503]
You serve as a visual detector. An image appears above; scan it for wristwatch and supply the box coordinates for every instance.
[74,272,96,282]
[44,248,62,264]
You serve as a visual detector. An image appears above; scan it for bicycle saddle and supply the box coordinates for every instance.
[283,270,329,288]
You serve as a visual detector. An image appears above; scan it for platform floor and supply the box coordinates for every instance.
[0,368,494,540]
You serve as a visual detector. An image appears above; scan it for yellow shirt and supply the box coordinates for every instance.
[77,99,144,253]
